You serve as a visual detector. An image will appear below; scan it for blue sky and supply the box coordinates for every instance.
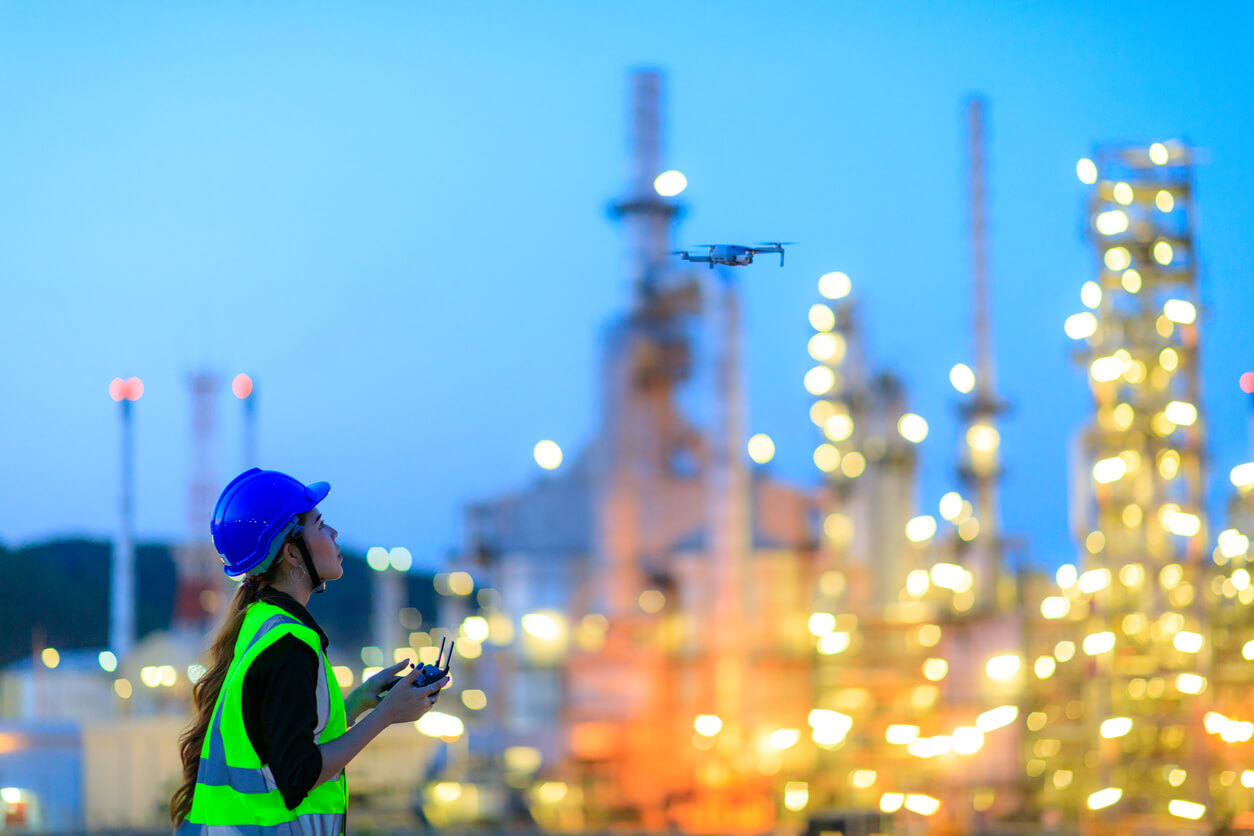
[3,1,1252,572]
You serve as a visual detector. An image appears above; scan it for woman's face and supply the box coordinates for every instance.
[299,508,343,583]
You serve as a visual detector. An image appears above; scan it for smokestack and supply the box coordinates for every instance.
[172,371,224,629]
[108,376,144,660]
[610,69,682,298]
[233,373,257,468]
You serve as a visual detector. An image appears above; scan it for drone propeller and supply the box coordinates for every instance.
[755,241,795,247]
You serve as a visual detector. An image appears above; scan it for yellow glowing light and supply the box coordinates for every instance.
[1088,788,1122,810]
[967,424,999,453]
[1164,401,1197,426]
[1095,211,1127,236]
[1169,800,1205,820]
[950,363,975,393]
[1176,673,1206,694]
[814,444,840,473]
[898,413,928,443]
[818,632,851,655]
[819,271,852,300]
[1064,312,1098,340]
[986,654,1020,680]
[1154,240,1174,265]
[521,612,561,640]
[906,515,937,543]
[1056,564,1077,587]
[1104,247,1131,271]
[1090,355,1123,383]
[332,666,354,689]
[808,612,836,635]
[1122,269,1142,293]
[534,440,563,470]
[808,332,845,363]
[880,793,905,813]
[114,679,132,699]
[1156,190,1175,212]
[1076,158,1097,184]
[367,547,389,571]
[1100,717,1132,738]
[804,366,836,395]
[1149,142,1169,165]
[1165,512,1201,537]
[824,414,854,441]
[41,648,59,669]
[809,400,835,427]
[808,710,853,745]
[462,616,490,643]
[840,451,866,478]
[1080,282,1102,310]
[908,736,953,758]
[1078,568,1111,593]
[1040,597,1069,619]
[1083,632,1115,655]
[783,782,809,812]
[938,492,963,520]
[886,724,920,745]
[1164,299,1196,324]
[1119,563,1145,586]
[905,794,941,815]
[923,658,948,681]
[1034,656,1056,679]
[809,304,836,332]
[1112,403,1134,430]
[416,711,464,739]
[977,706,1018,731]
[917,624,941,647]
[653,170,687,196]
[769,728,801,750]
[1218,529,1249,558]
[952,727,984,755]
[448,571,474,595]
[851,770,877,788]
[461,689,487,710]
[140,666,161,688]
[906,570,930,597]
[1112,182,1134,205]
[1174,631,1203,653]
[1231,463,1254,488]
[693,715,724,737]
[1093,456,1127,484]
[536,782,567,804]
[638,589,665,613]
[930,563,966,591]
[747,433,776,464]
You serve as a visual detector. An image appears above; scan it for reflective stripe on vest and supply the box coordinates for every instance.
[183,602,347,833]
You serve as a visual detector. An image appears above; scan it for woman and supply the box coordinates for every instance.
[170,468,448,834]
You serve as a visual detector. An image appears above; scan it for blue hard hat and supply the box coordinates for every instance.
[211,468,330,577]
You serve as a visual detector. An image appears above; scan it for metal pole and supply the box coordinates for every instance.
[111,398,136,661]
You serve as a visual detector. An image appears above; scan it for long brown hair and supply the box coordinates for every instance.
[169,546,290,825]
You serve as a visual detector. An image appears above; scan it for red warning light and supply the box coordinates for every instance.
[1241,372,1254,394]
[109,378,126,401]
[125,377,144,401]
[232,373,253,399]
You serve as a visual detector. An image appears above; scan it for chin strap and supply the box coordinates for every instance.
[290,525,326,594]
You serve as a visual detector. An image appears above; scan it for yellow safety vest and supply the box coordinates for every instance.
[179,601,348,835]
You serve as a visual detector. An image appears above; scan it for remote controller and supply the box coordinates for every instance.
[379,636,453,695]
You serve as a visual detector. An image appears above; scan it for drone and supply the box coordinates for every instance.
[670,242,791,269]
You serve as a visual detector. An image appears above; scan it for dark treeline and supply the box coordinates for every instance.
[0,539,439,669]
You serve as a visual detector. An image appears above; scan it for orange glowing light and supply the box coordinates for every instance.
[232,373,254,399]
[112,377,143,401]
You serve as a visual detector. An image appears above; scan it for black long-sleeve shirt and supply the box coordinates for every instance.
[240,587,329,810]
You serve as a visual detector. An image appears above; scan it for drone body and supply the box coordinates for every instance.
[670,242,789,269]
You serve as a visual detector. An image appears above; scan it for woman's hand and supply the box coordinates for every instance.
[345,660,410,722]
[375,663,451,725]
